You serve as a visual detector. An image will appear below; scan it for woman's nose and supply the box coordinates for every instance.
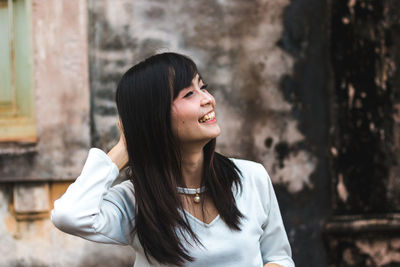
[200,91,213,106]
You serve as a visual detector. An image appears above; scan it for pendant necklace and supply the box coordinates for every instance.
[177,186,206,204]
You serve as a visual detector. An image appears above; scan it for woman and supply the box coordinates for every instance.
[51,52,295,267]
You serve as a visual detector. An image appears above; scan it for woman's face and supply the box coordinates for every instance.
[171,74,221,145]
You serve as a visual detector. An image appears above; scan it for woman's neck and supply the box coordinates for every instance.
[180,146,204,188]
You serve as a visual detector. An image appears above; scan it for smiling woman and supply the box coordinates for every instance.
[171,73,221,146]
[50,52,295,267]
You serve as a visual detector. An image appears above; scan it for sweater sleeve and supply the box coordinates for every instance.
[51,148,136,245]
[257,164,295,267]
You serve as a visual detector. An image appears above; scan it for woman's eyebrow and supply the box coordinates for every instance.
[191,74,202,86]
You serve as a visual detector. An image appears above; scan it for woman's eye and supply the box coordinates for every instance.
[183,84,208,98]
[184,91,193,98]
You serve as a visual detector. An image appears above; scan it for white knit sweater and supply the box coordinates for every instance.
[51,148,295,267]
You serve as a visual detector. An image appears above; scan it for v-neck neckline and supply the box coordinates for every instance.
[182,209,220,227]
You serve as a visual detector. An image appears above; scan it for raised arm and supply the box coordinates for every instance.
[51,121,134,245]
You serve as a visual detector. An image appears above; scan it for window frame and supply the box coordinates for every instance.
[0,0,36,143]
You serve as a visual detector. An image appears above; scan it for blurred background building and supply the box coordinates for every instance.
[0,0,399,266]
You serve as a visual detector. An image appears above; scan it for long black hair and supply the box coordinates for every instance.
[115,52,244,266]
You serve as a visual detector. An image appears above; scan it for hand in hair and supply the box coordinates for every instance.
[107,120,129,171]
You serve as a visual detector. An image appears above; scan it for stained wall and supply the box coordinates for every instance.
[1,0,399,266]
[0,1,133,266]
[88,0,329,266]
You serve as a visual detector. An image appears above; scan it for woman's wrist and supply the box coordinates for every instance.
[107,142,129,171]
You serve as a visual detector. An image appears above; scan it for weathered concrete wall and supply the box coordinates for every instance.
[89,0,400,266]
[0,1,133,266]
[0,0,90,181]
[1,0,398,266]
[0,182,134,267]
[278,0,332,265]
[88,0,329,266]
[325,0,400,266]
[330,0,396,215]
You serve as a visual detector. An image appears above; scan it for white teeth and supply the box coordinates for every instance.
[199,111,215,123]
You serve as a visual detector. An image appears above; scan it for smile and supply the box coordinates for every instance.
[199,111,216,123]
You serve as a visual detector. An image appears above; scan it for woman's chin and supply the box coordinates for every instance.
[207,125,221,139]
[196,131,221,145]
[214,127,222,138]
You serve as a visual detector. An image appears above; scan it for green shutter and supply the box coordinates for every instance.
[0,0,36,143]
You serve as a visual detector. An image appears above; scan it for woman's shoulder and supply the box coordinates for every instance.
[228,157,268,177]
[228,158,274,212]
[228,157,271,191]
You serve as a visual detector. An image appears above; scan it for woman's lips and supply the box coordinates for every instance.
[201,117,217,124]
[199,111,216,123]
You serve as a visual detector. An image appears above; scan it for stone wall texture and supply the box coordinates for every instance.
[88,0,329,266]
[0,0,133,266]
[0,0,399,266]
[0,0,91,181]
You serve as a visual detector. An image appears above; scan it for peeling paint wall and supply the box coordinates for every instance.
[89,0,316,195]
[1,0,399,266]
[88,0,329,266]
[0,183,134,266]
[326,0,400,266]
[0,0,134,266]
[277,0,333,265]
[0,0,90,181]
[331,0,394,215]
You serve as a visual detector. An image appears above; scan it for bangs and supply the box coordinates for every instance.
[168,54,199,99]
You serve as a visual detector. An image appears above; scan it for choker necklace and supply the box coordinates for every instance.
[176,186,206,204]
